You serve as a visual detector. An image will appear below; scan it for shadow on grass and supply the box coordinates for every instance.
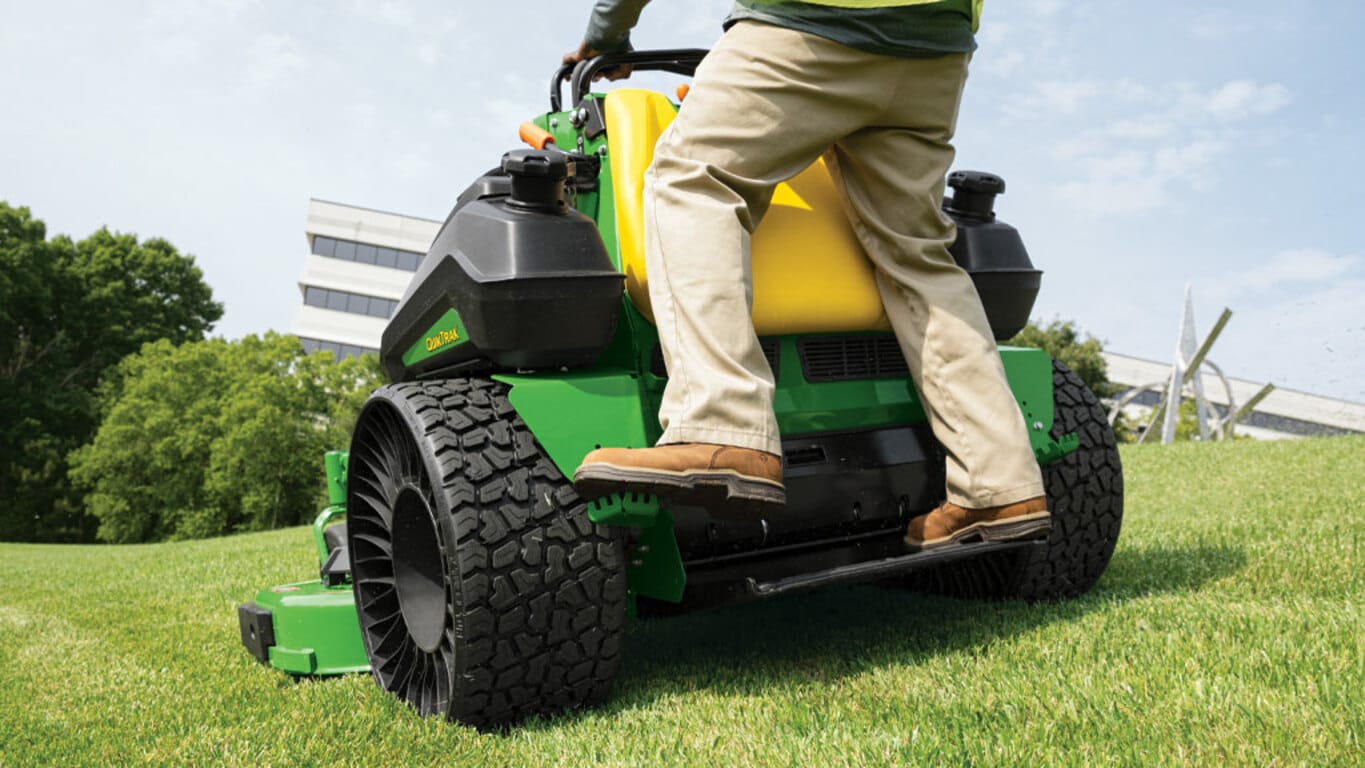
[1098,540,1247,599]
[523,540,1246,730]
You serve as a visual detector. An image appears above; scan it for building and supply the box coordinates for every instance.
[294,199,440,359]
[295,199,1364,440]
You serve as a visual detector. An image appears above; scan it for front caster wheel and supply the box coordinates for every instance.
[347,378,626,728]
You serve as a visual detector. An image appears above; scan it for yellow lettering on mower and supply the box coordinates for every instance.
[424,327,460,352]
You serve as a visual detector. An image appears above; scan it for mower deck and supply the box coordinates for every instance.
[238,579,368,676]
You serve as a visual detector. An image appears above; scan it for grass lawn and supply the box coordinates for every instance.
[1,436,1362,766]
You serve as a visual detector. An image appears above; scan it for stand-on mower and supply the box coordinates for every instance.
[239,50,1123,729]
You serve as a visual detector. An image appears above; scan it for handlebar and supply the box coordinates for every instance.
[549,48,708,112]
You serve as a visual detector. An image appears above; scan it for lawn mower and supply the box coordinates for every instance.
[239,49,1124,729]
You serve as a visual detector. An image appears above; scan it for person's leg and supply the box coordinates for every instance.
[823,54,1047,543]
[574,21,898,507]
[645,22,901,455]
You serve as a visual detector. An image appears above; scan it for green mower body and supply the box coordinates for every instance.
[240,50,1123,728]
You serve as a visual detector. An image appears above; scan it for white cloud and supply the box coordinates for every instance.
[146,0,258,28]
[485,98,530,138]
[1188,9,1278,43]
[141,0,261,62]
[345,101,379,122]
[349,0,415,27]
[416,41,442,66]
[1108,117,1174,141]
[976,21,1010,47]
[1108,80,1156,103]
[1057,138,1224,214]
[247,34,308,86]
[970,3,1068,79]
[1031,80,1101,115]
[1151,140,1223,190]
[1049,133,1109,161]
[1237,249,1362,291]
[1058,174,1164,215]
[1009,76,1292,215]
[391,145,433,181]
[979,51,1026,78]
[1205,80,1291,119]
[1026,0,1064,18]
[204,0,260,16]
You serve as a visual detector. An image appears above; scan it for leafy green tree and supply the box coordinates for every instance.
[0,203,222,541]
[0,205,66,540]
[69,334,382,543]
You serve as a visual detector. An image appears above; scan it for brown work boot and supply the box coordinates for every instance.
[904,496,1050,551]
[573,443,785,513]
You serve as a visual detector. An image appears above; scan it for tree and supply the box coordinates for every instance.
[0,203,223,541]
[69,334,383,543]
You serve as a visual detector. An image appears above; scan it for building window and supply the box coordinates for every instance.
[369,296,396,318]
[304,286,399,319]
[299,336,379,360]
[310,234,422,272]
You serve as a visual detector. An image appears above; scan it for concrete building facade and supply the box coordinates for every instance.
[294,199,440,358]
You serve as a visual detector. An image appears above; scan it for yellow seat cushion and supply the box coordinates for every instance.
[604,89,891,336]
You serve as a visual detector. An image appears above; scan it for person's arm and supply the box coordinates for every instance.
[564,0,653,80]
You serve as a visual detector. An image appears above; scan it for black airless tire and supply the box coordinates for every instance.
[346,378,626,729]
[909,359,1124,600]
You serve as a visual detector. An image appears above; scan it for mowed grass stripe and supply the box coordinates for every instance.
[1,436,1361,766]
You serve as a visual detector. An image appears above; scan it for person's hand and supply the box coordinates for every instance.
[562,40,634,81]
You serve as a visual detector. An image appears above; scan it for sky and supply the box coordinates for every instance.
[2,1,1362,402]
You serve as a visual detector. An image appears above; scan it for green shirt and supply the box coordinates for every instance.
[583,0,976,59]
[727,0,976,57]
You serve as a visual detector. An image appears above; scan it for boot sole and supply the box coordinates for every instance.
[904,510,1052,552]
[573,463,786,516]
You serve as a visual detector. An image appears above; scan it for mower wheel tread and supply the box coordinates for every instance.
[902,359,1123,601]
[1013,359,1125,600]
[348,378,626,729]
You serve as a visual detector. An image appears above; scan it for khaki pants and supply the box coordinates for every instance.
[644,20,1044,508]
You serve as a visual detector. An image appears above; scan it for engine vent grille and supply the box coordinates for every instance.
[649,339,780,379]
[798,334,909,382]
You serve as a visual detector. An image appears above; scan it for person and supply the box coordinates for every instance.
[567,0,1051,550]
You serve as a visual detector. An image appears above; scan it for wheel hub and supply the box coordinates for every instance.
[390,486,446,653]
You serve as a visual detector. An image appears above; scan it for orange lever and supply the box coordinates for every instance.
[676,83,690,102]
[519,122,555,150]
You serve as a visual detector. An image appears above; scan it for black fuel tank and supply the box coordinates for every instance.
[943,171,1041,341]
[380,150,623,381]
